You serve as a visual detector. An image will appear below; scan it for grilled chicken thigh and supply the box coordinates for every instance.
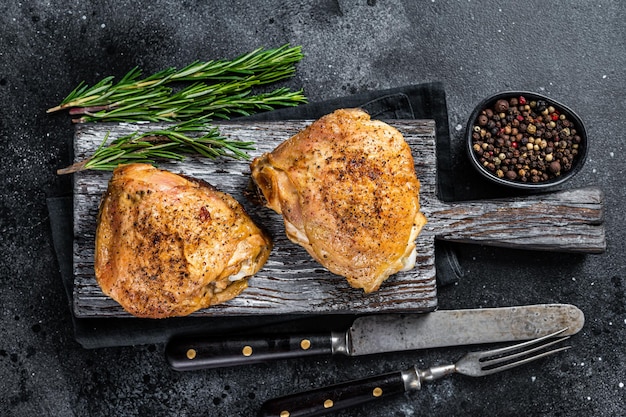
[250,108,427,292]
[94,163,272,318]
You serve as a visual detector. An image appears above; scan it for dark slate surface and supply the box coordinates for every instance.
[1,1,625,416]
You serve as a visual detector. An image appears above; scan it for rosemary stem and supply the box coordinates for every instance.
[56,160,90,175]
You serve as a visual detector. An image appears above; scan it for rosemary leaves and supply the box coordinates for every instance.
[57,121,256,175]
[52,44,307,174]
[48,44,307,123]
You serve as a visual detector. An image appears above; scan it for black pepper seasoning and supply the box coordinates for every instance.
[470,95,583,184]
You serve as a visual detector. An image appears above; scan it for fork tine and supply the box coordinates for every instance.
[480,336,569,368]
[473,328,571,376]
[479,344,571,376]
[475,327,569,359]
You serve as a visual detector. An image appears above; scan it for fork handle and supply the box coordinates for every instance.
[258,370,412,417]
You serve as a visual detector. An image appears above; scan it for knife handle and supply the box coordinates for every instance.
[258,370,408,417]
[165,333,335,371]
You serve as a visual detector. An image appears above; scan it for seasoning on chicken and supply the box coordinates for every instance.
[94,163,272,318]
[250,108,427,293]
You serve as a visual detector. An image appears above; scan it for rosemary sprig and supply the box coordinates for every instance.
[57,121,255,174]
[47,44,307,123]
[68,86,307,123]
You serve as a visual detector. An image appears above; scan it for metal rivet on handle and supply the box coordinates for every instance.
[323,399,334,408]
[373,387,383,397]
[300,339,311,350]
[186,349,196,360]
[242,345,253,357]
[280,411,290,417]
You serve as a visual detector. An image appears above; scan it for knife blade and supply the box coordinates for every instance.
[165,303,583,371]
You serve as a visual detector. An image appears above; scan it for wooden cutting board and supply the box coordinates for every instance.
[71,120,606,318]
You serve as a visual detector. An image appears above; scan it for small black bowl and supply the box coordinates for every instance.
[466,91,588,190]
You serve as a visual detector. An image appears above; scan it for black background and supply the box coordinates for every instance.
[1,1,625,416]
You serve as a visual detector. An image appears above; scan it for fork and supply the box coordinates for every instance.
[258,328,571,417]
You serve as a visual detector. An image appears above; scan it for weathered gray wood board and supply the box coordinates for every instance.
[71,120,605,318]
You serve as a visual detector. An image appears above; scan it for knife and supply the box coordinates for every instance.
[165,303,584,371]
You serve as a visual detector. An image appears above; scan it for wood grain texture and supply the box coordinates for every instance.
[71,120,605,318]
[428,187,605,252]
[72,120,438,318]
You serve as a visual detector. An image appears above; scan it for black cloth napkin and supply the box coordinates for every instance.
[47,82,462,348]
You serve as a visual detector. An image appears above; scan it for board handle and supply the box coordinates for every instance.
[429,187,605,253]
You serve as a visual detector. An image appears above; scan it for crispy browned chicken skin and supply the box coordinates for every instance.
[250,108,427,292]
[94,163,272,318]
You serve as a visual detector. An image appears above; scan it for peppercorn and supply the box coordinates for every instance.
[470,95,583,184]
[549,161,561,174]
[495,99,509,113]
